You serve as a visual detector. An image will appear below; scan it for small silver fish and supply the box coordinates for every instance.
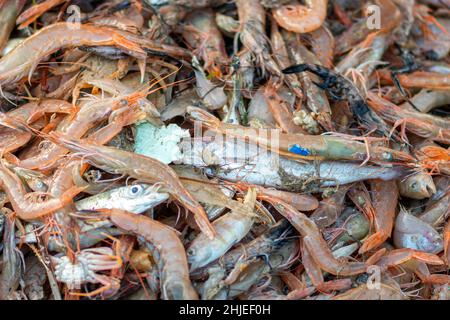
[75,184,169,214]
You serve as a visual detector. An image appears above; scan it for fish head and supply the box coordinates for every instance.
[394,208,444,254]
[117,184,169,214]
[186,240,213,271]
[416,231,444,254]
[399,173,436,200]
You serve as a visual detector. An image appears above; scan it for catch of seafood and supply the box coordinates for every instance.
[0,0,448,302]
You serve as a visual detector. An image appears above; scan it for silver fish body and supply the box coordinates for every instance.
[179,139,403,191]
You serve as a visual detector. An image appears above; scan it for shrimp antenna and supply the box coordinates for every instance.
[138,64,183,96]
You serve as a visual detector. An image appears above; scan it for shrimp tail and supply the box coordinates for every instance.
[359,231,389,254]
[186,106,221,130]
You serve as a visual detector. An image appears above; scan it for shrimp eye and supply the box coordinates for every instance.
[410,182,418,190]
[187,248,195,256]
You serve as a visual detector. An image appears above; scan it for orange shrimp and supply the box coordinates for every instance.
[0,22,190,87]
[374,248,444,270]
[367,92,450,145]
[416,145,450,175]
[0,22,146,86]
[0,100,74,155]
[16,0,67,30]
[359,180,399,254]
[280,272,305,292]
[46,133,215,239]
[272,0,328,34]
[181,9,228,77]
[378,70,450,90]
[18,68,178,170]
[0,126,32,155]
[332,283,408,300]
[104,209,199,300]
[410,261,450,285]
[264,198,367,276]
[16,94,143,170]
[251,186,319,212]
[9,99,77,124]
[335,0,401,55]
[85,107,144,145]
[0,161,84,220]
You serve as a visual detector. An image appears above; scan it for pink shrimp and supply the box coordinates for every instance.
[264,198,367,276]
[0,161,84,220]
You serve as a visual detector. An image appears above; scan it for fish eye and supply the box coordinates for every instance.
[129,185,143,195]
[187,248,195,256]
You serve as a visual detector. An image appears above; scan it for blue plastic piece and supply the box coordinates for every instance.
[288,144,311,156]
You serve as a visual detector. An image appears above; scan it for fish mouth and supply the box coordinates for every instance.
[130,193,170,213]
[425,184,437,197]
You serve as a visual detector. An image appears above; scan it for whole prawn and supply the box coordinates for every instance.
[367,92,450,144]
[0,99,76,153]
[378,70,450,90]
[0,22,148,86]
[0,160,84,220]
[104,209,199,300]
[264,198,367,276]
[235,0,282,77]
[0,22,190,87]
[16,94,143,170]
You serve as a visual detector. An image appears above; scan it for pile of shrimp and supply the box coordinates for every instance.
[0,0,448,301]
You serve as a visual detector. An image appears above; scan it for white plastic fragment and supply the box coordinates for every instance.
[134,122,190,164]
